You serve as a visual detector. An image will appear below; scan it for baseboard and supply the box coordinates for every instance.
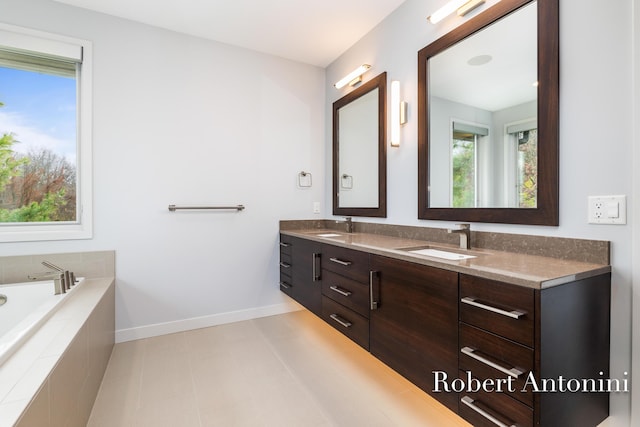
[115,300,302,343]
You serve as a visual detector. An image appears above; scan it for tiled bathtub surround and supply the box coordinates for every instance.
[280,220,610,265]
[0,251,115,427]
[0,251,115,285]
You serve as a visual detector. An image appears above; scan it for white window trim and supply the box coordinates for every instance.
[0,24,92,242]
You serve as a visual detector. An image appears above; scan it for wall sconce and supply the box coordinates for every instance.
[334,64,372,89]
[390,80,407,147]
[427,0,486,24]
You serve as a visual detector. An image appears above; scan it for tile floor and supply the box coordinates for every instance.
[87,310,471,427]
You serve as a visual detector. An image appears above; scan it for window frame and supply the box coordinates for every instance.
[0,24,92,242]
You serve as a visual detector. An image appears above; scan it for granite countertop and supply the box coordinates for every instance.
[280,229,611,289]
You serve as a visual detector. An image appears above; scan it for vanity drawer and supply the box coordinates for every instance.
[280,251,292,266]
[322,269,370,318]
[279,253,292,276]
[460,274,535,347]
[321,296,369,350]
[322,245,369,282]
[279,234,293,256]
[459,386,533,427]
[279,275,293,295]
[459,323,533,406]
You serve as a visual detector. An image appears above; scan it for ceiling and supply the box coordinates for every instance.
[429,2,537,112]
[53,0,406,67]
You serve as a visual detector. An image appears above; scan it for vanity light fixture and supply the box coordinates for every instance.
[457,0,486,17]
[427,0,486,24]
[334,64,371,89]
[390,80,408,147]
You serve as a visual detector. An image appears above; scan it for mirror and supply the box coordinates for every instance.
[333,72,387,217]
[418,0,558,225]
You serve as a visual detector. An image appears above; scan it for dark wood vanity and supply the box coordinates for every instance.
[279,228,611,427]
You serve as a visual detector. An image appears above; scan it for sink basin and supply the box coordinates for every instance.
[408,248,476,260]
[400,245,478,260]
[316,233,342,238]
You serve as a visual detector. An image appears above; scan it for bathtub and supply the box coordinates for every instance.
[0,278,84,367]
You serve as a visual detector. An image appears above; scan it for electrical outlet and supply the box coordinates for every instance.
[588,195,626,224]
[313,202,320,214]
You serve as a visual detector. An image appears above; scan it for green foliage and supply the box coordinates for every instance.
[452,139,475,208]
[518,130,538,208]
[0,190,67,222]
[0,100,75,222]
[0,132,28,192]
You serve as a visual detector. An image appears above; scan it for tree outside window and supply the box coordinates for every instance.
[0,57,78,222]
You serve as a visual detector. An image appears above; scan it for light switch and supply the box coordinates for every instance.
[606,202,619,218]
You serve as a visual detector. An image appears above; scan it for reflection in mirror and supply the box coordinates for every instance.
[418,0,558,225]
[333,72,387,217]
[429,2,536,208]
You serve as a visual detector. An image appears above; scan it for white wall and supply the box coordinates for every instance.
[326,0,634,425]
[0,0,326,338]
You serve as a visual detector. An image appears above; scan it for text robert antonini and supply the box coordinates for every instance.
[433,370,629,393]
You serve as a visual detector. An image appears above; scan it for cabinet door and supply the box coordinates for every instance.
[289,236,323,316]
[370,255,459,411]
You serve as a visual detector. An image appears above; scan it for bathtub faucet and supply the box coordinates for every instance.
[27,271,66,295]
[27,261,77,295]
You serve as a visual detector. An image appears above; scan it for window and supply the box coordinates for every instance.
[506,120,537,208]
[451,122,488,208]
[0,24,92,242]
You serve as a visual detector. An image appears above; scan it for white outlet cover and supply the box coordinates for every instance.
[588,195,627,224]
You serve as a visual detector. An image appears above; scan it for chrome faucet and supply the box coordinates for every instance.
[448,223,471,249]
[27,261,77,295]
[336,217,354,233]
[344,217,353,233]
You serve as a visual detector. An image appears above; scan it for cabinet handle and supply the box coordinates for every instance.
[329,257,352,266]
[461,346,524,378]
[279,281,291,289]
[312,253,321,281]
[461,297,526,319]
[279,242,291,247]
[369,270,379,310]
[329,314,352,328]
[279,262,291,268]
[329,285,352,297]
[460,396,517,427]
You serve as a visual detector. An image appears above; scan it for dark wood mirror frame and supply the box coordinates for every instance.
[333,72,387,218]
[417,0,559,225]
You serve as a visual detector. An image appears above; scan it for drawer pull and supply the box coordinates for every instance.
[329,314,352,328]
[461,346,524,378]
[312,253,321,281]
[329,285,352,297]
[279,262,291,268]
[279,281,291,289]
[369,270,379,310]
[279,242,291,247]
[329,257,352,266]
[461,297,526,319]
[460,396,516,427]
